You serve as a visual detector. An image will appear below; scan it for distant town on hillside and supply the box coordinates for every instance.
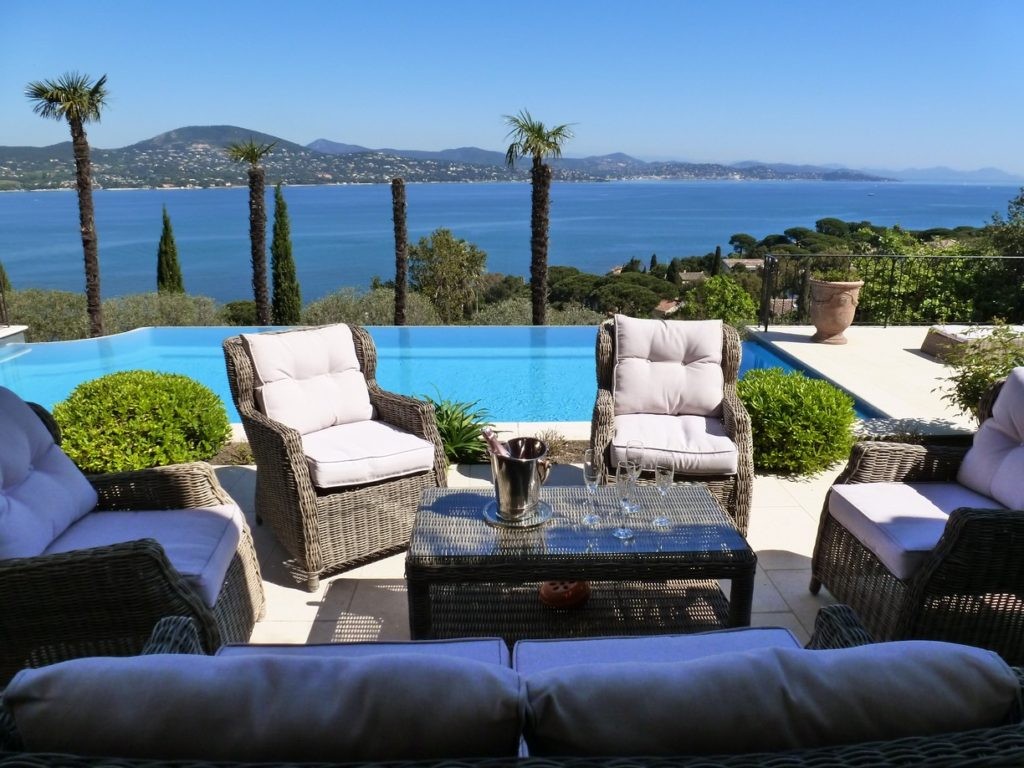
[1,125,1020,191]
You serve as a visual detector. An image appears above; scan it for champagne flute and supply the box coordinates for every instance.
[652,463,673,528]
[613,460,635,540]
[582,449,601,526]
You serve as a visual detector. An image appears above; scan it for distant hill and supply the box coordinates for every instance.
[0,124,893,190]
[861,165,1024,184]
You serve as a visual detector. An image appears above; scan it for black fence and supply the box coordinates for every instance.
[758,253,1024,330]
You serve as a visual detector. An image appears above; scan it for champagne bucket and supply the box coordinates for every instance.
[490,437,550,521]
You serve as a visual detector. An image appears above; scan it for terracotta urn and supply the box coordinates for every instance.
[808,278,863,344]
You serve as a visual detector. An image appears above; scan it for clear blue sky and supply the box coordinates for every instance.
[2,0,1022,173]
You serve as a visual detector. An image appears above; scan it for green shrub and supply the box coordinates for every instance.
[939,323,1024,422]
[423,393,492,464]
[472,297,603,326]
[103,292,220,333]
[679,274,758,325]
[6,288,89,341]
[303,287,440,326]
[54,370,231,473]
[738,368,856,475]
[219,300,258,326]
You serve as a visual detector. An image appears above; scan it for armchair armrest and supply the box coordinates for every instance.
[591,387,615,481]
[805,604,874,649]
[835,441,969,485]
[142,616,205,655]
[368,387,447,485]
[88,462,234,511]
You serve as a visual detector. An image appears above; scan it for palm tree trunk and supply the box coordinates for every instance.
[248,167,270,324]
[392,178,408,326]
[70,118,103,337]
[530,157,551,325]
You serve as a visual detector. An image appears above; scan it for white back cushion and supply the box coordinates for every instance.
[5,653,523,761]
[958,367,1024,510]
[241,325,373,435]
[613,315,724,417]
[524,641,1018,756]
[0,387,97,559]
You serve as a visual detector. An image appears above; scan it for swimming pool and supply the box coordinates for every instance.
[0,326,882,422]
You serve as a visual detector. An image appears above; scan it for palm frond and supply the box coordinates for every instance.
[25,72,108,123]
[503,109,575,164]
[226,138,277,166]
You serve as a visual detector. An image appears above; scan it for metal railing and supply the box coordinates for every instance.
[758,253,1024,330]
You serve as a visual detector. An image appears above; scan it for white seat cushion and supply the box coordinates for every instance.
[241,325,374,435]
[513,627,800,676]
[302,420,435,488]
[612,413,738,475]
[0,387,98,560]
[958,366,1024,510]
[613,315,724,417]
[829,482,1006,580]
[43,504,243,607]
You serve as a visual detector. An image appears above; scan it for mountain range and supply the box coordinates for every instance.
[0,124,1016,190]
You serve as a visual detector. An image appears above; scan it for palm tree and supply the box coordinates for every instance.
[391,178,408,325]
[26,72,109,337]
[504,110,574,325]
[227,138,276,324]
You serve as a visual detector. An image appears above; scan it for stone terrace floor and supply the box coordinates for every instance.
[214,324,971,647]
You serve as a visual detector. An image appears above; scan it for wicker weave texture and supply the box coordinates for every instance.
[0,462,264,686]
[223,325,447,591]
[811,377,1024,664]
[590,319,754,536]
[407,486,755,642]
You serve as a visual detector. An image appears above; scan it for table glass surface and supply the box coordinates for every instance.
[409,485,752,564]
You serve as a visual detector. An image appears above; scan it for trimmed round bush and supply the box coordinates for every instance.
[738,368,856,475]
[54,370,231,473]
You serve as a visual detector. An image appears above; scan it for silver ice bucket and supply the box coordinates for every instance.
[490,437,550,521]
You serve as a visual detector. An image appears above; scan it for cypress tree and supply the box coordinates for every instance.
[392,178,408,326]
[713,245,723,276]
[271,183,301,325]
[156,205,184,293]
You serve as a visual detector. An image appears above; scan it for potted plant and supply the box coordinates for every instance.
[808,261,863,345]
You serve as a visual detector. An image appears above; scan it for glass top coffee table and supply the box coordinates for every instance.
[405,485,756,644]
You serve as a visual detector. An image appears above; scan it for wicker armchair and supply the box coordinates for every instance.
[591,316,753,535]
[0,457,265,686]
[223,324,447,591]
[811,373,1024,664]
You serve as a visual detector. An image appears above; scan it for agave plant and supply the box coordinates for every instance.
[423,392,493,464]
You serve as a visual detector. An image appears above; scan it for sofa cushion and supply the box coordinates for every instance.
[523,641,1018,756]
[241,325,374,435]
[612,413,738,475]
[513,627,799,676]
[959,366,1024,510]
[43,504,242,607]
[219,637,510,667]
[613,315,724,418]
[0,387,97,560]
[302,420,435,488]
[4,653,523,761]
[829,482,1005,580]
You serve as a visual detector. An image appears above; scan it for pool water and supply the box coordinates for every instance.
[0,326,880,422]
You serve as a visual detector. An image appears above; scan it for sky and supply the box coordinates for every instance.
[2,0,1023,174]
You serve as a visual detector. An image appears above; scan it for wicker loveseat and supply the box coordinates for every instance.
[811,369,1024,664]
[591,315,754,534]
[4,607,1024,768]
[0,387,265,686]
[223,324,447,591]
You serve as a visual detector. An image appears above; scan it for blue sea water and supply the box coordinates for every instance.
[0,180,1017,304]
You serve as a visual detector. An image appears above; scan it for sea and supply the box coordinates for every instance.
[0,180,1018,304]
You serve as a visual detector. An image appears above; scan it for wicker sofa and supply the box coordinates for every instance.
[0,387,265,686]
[591,315,754,534]
[4,607,1024,767]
